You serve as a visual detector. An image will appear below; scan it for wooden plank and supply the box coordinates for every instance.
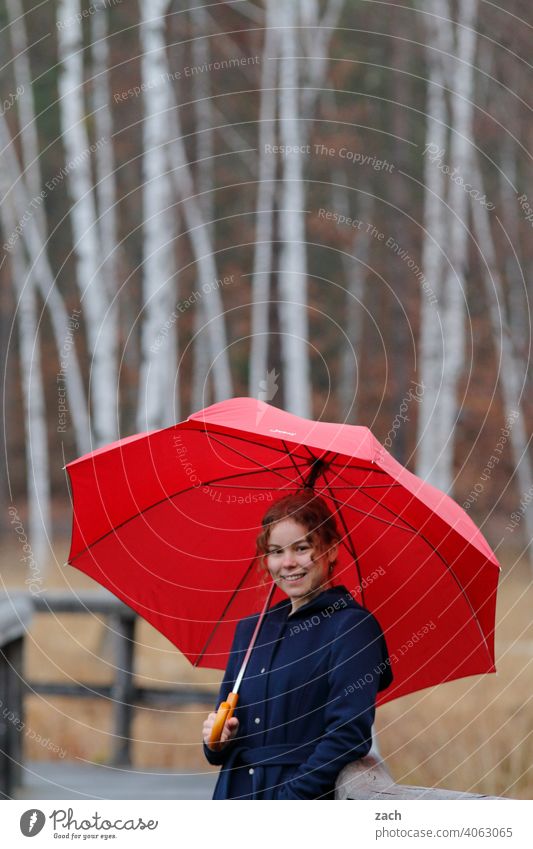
[136,686,219,707]
[27,681,219,704]
[32,590,135,618]
[335,752,505,800]
[345,787,507,800]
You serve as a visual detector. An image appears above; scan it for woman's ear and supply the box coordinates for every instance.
[328,542,339,564]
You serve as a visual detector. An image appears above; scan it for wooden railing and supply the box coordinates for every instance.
[335,749,506,800]
[0,589,218,796]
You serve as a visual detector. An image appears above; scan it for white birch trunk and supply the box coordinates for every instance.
[136,0,177,430]
[270,0,344,416]
[277,1,310,417]
[12,248,50,571]
[56,0,117,445]
[470,158,533,574]
[417,1,452,485]
[190,5,214,413]
[334,184,373,423]
[300,0,345,122]
[0,65,90,456]
[499,133,528,357]
[416,0,476,492]
[434,0,478,493]
[5,0,41,199]
[249,0,279,399]
[166,83,233,403]
[0,177,50,570]
[90,0,119,305]
[0,122,90,455]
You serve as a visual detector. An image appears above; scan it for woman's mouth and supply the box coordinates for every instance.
[281,572,306,583]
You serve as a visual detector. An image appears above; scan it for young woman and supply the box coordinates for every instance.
[202,490,392,799]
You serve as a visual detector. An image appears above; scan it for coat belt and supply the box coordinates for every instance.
[221,742,317,799]
[235,742,316,767]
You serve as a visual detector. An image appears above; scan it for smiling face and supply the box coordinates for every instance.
[264,518,338,614]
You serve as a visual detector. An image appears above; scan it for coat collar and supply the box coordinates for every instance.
[266,584,359,622]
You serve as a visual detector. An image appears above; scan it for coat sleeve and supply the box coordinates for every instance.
[202,617,251,766]
[276,610,387,799]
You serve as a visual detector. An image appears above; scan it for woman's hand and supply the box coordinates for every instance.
[203,712,239,748]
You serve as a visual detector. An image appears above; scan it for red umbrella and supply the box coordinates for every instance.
[66,396,500,705]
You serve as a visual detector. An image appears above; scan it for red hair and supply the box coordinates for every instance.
[256,490,340,568]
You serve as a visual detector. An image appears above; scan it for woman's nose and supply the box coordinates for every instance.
[281,548,296,566]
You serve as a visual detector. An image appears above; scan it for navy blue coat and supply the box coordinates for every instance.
[203,584,393,799]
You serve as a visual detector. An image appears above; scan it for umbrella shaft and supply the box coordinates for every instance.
[233,582,276,694]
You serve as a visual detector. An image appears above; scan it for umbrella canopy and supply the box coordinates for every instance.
[66,397,500,705]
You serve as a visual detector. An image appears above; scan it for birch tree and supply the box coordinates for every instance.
[166,66,233,403]
[249,1,279,401]
[0,170,50,568]
[276,1,310,417]
[5,0,90,457]
[273,0,345,416]
[57,0,118,446]
[136,0,178,430]
[416,0,478,493]
[189,4,215,413]
[0,117,90,457]
[90,1,119,315]
[336,186,373,423]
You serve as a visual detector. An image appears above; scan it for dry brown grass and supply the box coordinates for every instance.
[377,559,533,799]
[2,540,532,796]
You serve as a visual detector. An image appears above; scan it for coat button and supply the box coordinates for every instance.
[260,667,266,673]
[254,717,261,724]
[248,768,254,775]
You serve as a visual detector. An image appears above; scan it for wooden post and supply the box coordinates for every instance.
[0,646,10,798]
[109,613,136,767]
[6,637,24,791]
[0,593,32,798]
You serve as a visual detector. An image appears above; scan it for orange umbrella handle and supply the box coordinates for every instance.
[207,692,239,751]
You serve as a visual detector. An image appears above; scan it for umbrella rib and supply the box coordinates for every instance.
[68,479,220,563]
[329,460,388,475]
[194,426,389,477]
[202,464,302,488]
[331,467,417,533]
[348,488,494,655]
[203,434,312,483]
[69,463,311,564]
[69,473,416,566]
[319,491,419,534]
[324,492,493,658]
[321,473,366,605]
[193,557,261,667]
[203,483,401,490]
[195,428,312,464]
[281,440,308,487]
[304,447,387,479]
